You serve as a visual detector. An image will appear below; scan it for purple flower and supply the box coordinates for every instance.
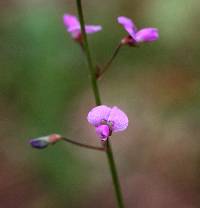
[29,134,62,149]
[29,138,49,149]
[63,14,102,41]
[118,16,159,45]
[87,105,128,141]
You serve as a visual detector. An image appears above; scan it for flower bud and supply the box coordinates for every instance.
[29,134,62,149]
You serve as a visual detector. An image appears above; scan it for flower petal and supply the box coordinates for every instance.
[135,28,159,43]
[68,27,81,39]
[29,136,49,149]
[63,14,80,31]
[63,14,102,39]
[85,25,102,34]
[108,106,128,132]
[117,16,137,38]
[87,105,111,127]
[117,16,136,31]
[95,125,110,141]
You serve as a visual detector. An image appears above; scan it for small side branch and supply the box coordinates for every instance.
[96,43,122,79]
[62,137,105,151]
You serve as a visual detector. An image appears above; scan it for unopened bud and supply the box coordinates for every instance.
[29,134,62,149]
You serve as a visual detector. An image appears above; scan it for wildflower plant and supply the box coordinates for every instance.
[29,1,159,207]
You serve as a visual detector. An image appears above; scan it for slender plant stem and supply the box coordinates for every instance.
[62,137,104,151]
[106,140,125,207]
[76,0,101,105]
[97,43,122,79]
[76,1,125,207]
[105,143,125,208]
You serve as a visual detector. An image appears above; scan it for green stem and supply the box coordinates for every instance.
[76,1,125,207]
[76,0,101,105]
[106,140,125,208]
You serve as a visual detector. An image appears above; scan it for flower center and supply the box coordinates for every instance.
[101,119,107,125]
[107,121,114,128]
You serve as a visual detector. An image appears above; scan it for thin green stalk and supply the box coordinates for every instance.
[105,140,125,208]
[76,0,101,105]
[76,1,125,207]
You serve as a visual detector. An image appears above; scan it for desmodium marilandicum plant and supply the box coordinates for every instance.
[29,2,159,207]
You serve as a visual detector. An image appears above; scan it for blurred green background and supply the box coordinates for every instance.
[1,0,200,207]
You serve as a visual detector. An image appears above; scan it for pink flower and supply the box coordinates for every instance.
[118,16,159,45]
[63,14,102,40]
[87,105,128,141]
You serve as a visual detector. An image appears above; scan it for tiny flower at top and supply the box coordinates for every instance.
[118,16,159,46]
[63,13,102,42]
[87,105,128,141]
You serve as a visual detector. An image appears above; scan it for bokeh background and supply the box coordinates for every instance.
[1,0,200,207]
